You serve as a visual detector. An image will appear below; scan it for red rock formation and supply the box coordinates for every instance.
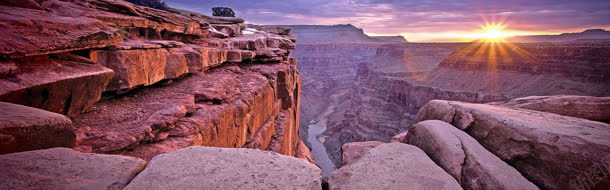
[417,99,610,189]
[0,148,146,190]
[0,0,311,162]
[0,102,75,154]
[340,141,383,166]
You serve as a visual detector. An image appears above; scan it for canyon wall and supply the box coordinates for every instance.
[295,39,610,165]
[0,0,311,162]
[293,44,379,139]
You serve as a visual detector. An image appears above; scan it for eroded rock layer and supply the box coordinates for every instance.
[0,0,311,162]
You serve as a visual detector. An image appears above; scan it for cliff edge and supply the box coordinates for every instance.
[0,0,312,162]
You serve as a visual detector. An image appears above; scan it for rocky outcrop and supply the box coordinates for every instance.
[0,56,114,117]
[325,143,462,190]
[0,0,311,164]
[124,146,321,190]
[0,102,75,154]
[416,100,610,189]
[493,95,610,122]
[340,141,384,166]
[0,148,146,190]
[407,120,538,190]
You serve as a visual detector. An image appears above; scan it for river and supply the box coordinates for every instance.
[306,120,336,176]
[305,94,341,176]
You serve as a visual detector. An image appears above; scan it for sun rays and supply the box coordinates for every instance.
[480,23,510,42]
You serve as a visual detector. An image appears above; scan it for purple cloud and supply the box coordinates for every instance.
[166,0,610,41]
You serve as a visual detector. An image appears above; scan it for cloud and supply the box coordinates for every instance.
[166,0,610,41]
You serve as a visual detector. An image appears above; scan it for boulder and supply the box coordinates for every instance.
[0,102,75,154]
[212,7,236,17]
[0,57,114,117]
[407,120,538,190]
[340,141,384,166]
[0,148,146,189]
[389,131,408,143]
[326,143,462,190]
[493,95,610,122]
[416,100,610,189]
[124,147,321,190]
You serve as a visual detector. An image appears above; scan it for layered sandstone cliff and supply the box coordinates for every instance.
[0,0,311,162]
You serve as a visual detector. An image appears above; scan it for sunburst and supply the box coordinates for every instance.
[480,23,509,42]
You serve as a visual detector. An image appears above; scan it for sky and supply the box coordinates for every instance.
[166,0,610,42]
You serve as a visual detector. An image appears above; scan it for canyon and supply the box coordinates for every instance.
[0,1,609,189]
[288,24,610,169]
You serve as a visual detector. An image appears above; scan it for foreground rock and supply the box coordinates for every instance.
[407,120,538,190]
[493,95,610,122]
[326,143,461,190]
[0,148,146,190]
[340,141,383,166]
[416,100,610,189]
[389,131,408,143]
[124,146,321,190]
[0,102,75,154]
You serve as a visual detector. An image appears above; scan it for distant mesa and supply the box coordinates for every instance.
[508,28,610,43]
[371,35,409,43]
[269,24,409,44]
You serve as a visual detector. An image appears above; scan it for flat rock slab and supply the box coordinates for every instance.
[326,143,462,190]
[0,57,114,117]
[493,95,610,122]
[407,120,538,190]
[341,141,384,166]
[0,148,146,190]
[0,6,122,58]
[124,146,321,190]
[0,102,74,154]
[416,100,610,189]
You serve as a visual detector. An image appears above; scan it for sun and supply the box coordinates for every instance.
[480,23,509,42]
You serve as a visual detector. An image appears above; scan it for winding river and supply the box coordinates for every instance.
[306,120,336,176]
[305,95,341,176]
